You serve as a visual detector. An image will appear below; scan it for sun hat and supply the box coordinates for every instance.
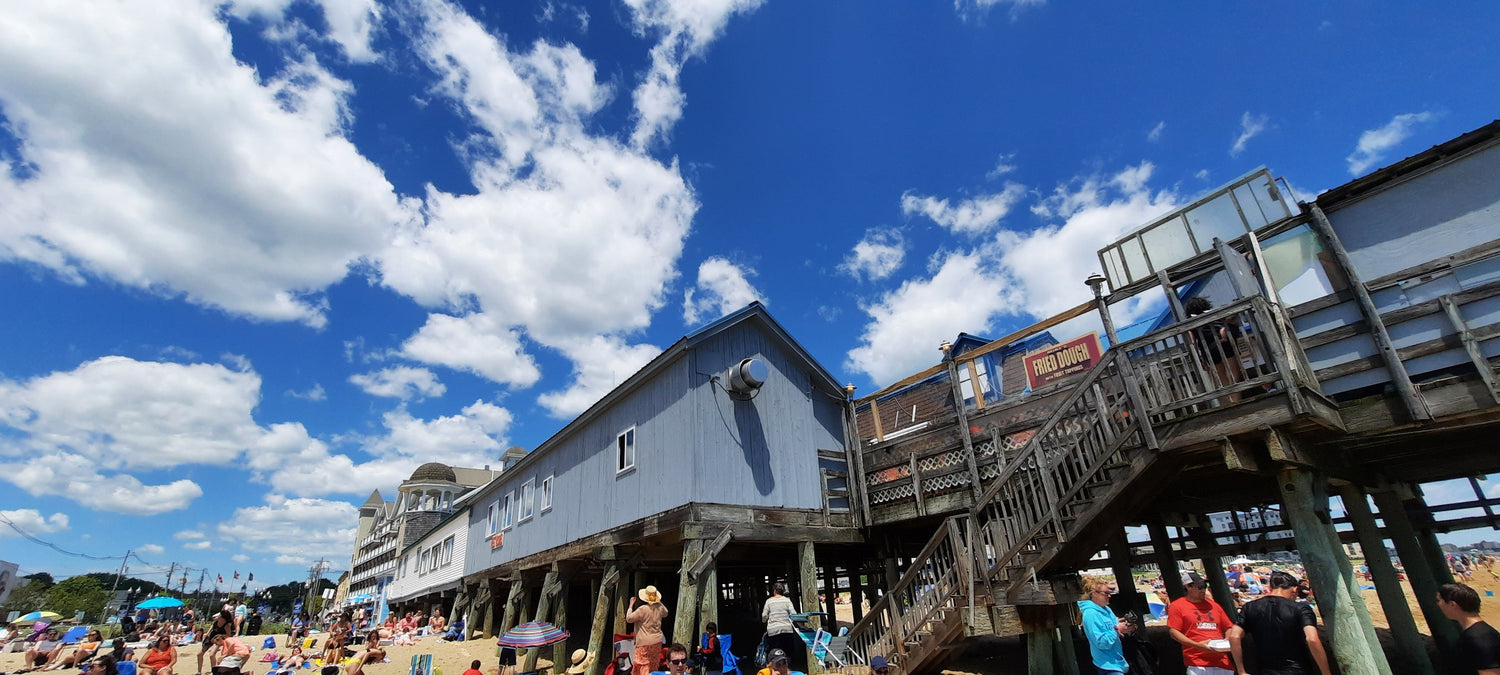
[638,586,662,603]
[565,649,592,674]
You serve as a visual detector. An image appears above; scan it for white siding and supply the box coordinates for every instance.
[386,509,468,602]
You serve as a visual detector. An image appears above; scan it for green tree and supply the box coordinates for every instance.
[23,572,55,589]
[46,575,109,622]
[0,577,51,615]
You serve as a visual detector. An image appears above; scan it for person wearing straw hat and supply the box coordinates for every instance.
[627,586,670,675]
[566,649,595,675]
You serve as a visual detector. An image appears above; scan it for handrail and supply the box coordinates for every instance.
[847,515,969,664]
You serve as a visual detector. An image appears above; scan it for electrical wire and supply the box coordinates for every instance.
[0,510,128,560]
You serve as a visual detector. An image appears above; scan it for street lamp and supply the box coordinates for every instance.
[1085,273,1119,345]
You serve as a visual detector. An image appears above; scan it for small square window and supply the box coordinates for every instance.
[502,491,515,530]
[616,427,636,474]
[520,479,535,522]
[541,475,553,512]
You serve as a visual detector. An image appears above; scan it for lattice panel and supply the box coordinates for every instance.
[921,472,971,494]
[866,464,910,487]
[869,484,914,504]
[917,450,965,473]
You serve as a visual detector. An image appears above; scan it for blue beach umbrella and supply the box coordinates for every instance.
[135,597,186,609]
[497,621,570,648]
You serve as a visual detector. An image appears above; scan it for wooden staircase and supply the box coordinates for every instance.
[847,348,1159,674]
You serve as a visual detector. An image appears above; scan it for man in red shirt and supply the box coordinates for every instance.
[1168,571,1236,675]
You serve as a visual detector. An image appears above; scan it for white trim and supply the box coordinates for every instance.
[519,478,535,522]
[502,491,515,530]
[540,475,553,512]
[616,426,637,475]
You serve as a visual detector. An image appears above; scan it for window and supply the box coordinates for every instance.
[541,475,553,512]
[520,479,535,521]
[418,550,430,575]
[956,358,995,404]
[502,491,515,529]
[487,503,499,535]
[441,536,455,565]
[616,427,636,474]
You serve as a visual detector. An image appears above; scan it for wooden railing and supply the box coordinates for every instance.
[1122,296,1296,423]
[968,348,1146,597]
[847,517,971,666]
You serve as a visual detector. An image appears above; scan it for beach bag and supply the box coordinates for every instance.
[264,638,278,650]
[754,635,768,667]
[1121,633,1158,675]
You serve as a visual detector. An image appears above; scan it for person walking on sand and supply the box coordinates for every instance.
[627,586,670,675]
[761,584,802,673]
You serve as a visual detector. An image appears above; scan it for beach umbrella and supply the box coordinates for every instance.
[136,597,186,609]
[498,621,570,648]
[13,611,62,626]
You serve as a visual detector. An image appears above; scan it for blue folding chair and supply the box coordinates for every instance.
[718,634,738,675]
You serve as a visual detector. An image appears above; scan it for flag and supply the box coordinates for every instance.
[247,572,254,581]
[217,574,223,583]
[241,583,247,592]
[233,571,240,579]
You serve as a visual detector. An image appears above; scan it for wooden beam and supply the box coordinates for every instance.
[586,564,618,675]
[1308,203,1430,421]
[552,576,571,674]
[1338,485,1434,675]
[798,541,822,675]
[671,540,704,648]
[687,527,733,582]
[1439,295,1500,404]
[522,567,561,672]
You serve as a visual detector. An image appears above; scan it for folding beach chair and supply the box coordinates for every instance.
[62,626,90,644]
[717,634,737,675]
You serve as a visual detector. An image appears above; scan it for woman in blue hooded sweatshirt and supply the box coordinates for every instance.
[1078,575,1136,675]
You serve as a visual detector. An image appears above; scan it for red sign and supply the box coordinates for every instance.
[489,533,504,549]
[1024,333,1104,389]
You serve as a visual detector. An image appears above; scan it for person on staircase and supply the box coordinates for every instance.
[1079,575,1136,675]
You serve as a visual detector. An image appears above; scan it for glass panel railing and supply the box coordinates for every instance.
[1097,168,1295,291]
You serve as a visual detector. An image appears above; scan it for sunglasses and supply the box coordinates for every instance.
[670,659,688,665]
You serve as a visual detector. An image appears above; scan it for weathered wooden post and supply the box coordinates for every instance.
[798,541,822,675]
[847,558,865,625]
[1277,466,1392,675]
[587,565,619,675]
[1370,488,1458,651]
[1339,485,1434,675]
[1025,630,1053,674]
[553,579,571,674]
[1106,530,1148,618]
[1146,522,1185,600]
[697,564,718,643]
[672,540,705,648]
[1051,628,1080,675]
[522,567,562,672]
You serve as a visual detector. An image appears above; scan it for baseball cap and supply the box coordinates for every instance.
[869,656,889,670]
[1182,572,1206,587]
[767,649,788,664]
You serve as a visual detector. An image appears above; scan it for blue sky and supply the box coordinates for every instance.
[1,0,1497,586]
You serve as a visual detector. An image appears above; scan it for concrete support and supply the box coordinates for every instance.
[673,540,705,648]
[522,568,561,672]
[1278,466,1392,675]
[1371,489,1459,651]
[1147,522,1186,600]
[1340,485,1434,675]
[1025,630,1053,675]
[798,541,823,675]
[1107,530,1149,618]
[587,566,618,675]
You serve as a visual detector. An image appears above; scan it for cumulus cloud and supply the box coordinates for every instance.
[848,163,1179,384]
[231,554,250,563]
[350,366,446,400]
[1346,111,1437,175]
[683,257,763,325]
[620,0,764,148]
[174,530,206,540]
[987,153,1019,179]
[287,383,327,402]
[225,0,382,63]
[217,495,357,565]
[537,336,663,418]
[0,2,412,328]
[400,314,540,387]
[1230,112,1269,157]
[840,229,907,282]
[0,509,70,536]
[184,540,213,550]
[901,182,1027,235]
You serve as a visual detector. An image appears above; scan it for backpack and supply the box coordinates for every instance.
[1121,634,1158,675]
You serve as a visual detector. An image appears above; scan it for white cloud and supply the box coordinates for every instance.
[954,0,1045,22]
[1147,121,1165,143]
[0,2,411,327]
[400,314,540,387]
[683,257,764,325]
[1346,111,1437,175]
[849,163,1179,384]
[223,0,382,62]
[901,182,1027,235]
[231,554,250,563]
[1230,112,1269,157]
[619,0,764,148]
[349,366,446,401]
[217,495,357,566]
[987,153,1018,179]
[1194,169,1211,181]
[287,383,327,402]
[537,336,662,418]
[184,540,213,550]
[174,530,206,540]
[840,229,907,282]
[0,509,70,536]
[138,543,165,556]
